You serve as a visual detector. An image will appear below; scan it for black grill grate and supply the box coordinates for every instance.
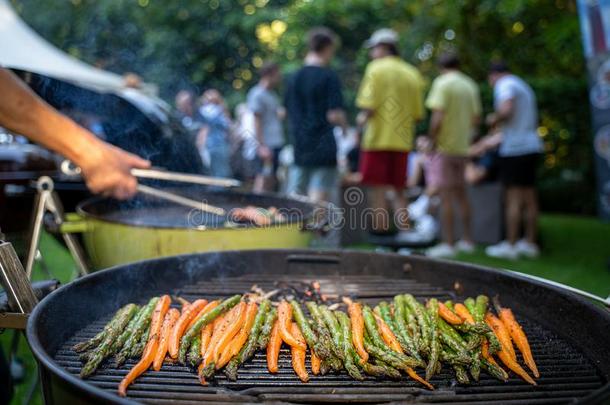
[53,274,607,404]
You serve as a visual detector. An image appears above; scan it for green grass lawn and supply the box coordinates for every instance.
[1,214,608,404]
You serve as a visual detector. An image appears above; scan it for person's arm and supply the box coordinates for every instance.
[0,68,149,199]
[407,156,424,188]
[488,98,514,127]
[327,109,348,134]
[428,109,444,143]
[327,71,348,134]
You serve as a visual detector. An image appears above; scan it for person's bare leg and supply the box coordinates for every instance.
[505,187,522,244]
[455,185,473,243]
[522,187,538,244]
[253,174,264,193]
[440,188,455,245]
[309,189,328,203]
[367,186,391,233]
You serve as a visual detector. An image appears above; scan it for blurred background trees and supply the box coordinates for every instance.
[11,0,593,213]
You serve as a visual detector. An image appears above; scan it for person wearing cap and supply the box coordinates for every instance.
[284,27,347,202]
[355,28,424,233]
[424,52,482,259]
[485,62,543,260]
[0,67,149,199]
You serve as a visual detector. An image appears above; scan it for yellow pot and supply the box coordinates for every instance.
[62,192,325,269]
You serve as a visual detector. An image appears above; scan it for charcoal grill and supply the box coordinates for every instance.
[26,250,610,404]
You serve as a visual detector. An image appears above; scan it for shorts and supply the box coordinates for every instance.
[286,165,337,196]
[439,154,467,188]
[359,150,409,188]
[498,153,539,187]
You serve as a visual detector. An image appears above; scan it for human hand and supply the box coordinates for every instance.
[78,142,150,200]
[257,144,272,161]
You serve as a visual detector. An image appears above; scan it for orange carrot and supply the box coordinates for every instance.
[347,302,368,362]
[202,314,229,366]
[200,323,213,358]
[495,344,536,385]
[118,295,170,396]
[277,301,307,350]
[266,320,281,373]
[373,313,403,354]
[310,351,321,375]
[406,367,434,390]
[498,307,539,378]
[485,313,516,361]
[216,302,258,369]
[481,338,506,379]
[454,303,476,325]
[168,299,208,358]
[186,300,218,331]
[289,322,309,382]
[153,308,180,371]
[211,301,247,364]
[438,302,463,325]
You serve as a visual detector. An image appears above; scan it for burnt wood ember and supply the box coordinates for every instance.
[27,250,610,404]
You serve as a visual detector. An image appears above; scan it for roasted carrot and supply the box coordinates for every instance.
[289,322,309,382]
[277,301,307,350]
[495,344,536,385]
[153,308,180,371]
[373,313,403,354]
[485,313,516,361]
[118,295,170,396]
[266,320,281,373]
[481,338,504,373]
[216,302,258,369]
[186,300,218,331]
[310,351,321,375]
[347,302,368,362]
[200,323,214,358]
[498,307,539,378]
[438,302,463,325]
[211,301,247,364]
[406,367,434,390]
[169,299,208,358]
[174,296,190,312]
[454,303,476,325]
[202,304,241,367]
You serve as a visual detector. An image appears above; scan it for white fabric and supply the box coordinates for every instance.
[0,0,122,91]
[494,75,543,157]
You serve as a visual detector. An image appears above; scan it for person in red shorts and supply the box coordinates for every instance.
[355,28,425,233]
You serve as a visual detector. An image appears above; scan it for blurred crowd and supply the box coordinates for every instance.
[173,27,543,261]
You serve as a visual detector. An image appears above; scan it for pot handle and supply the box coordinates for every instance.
[302,206,332,235]
[56,213,91,234]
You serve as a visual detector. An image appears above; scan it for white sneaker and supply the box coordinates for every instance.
[455,240,475,253]
[426,243,456,258]
[408,195,430,220]
[485,241,519,260]
[515,239,540,258]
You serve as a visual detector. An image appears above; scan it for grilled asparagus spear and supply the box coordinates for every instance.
[179,294,241,363]
[392,295,421,360]
[257,307,277,350]
[404,294,430,353]
[80,303,139,378]
[130,324,150,359]
[188,336,202,367]
[425,299,440,381]
[290,300,333,361]
[306,302,344,362]
[115,297,158,366]
[73,304,137,353]
[335,311,365,381]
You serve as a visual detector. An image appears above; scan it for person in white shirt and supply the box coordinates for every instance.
[485,62,543,260]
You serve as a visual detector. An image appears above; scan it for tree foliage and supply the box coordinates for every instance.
[11,0,594,213]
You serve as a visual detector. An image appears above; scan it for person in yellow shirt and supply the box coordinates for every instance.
[356,28,424,233]
[424,53,482,258]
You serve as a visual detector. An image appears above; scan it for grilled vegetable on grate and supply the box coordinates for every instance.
[73,290,540,393]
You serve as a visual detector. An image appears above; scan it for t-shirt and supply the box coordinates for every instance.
[356,56,424,152]
[198,103,230,151]
[285,65,344,167]
[493,75,543,157]
[425,70,482,156]
[247,84,284,148]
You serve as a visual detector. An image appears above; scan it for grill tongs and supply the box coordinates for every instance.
[61,161,241,216]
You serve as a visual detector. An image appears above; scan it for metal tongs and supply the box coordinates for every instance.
[61,161,240,216]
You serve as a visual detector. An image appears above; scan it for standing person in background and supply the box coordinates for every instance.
[175,90,203,142]
[485,62,543,259]
[247,62,285,192]
[355,28,424,234]
[424,52,482,258]
[284,27,348,202]
[197,89,232,178]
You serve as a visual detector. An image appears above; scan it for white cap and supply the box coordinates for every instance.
[364,28,399,48]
